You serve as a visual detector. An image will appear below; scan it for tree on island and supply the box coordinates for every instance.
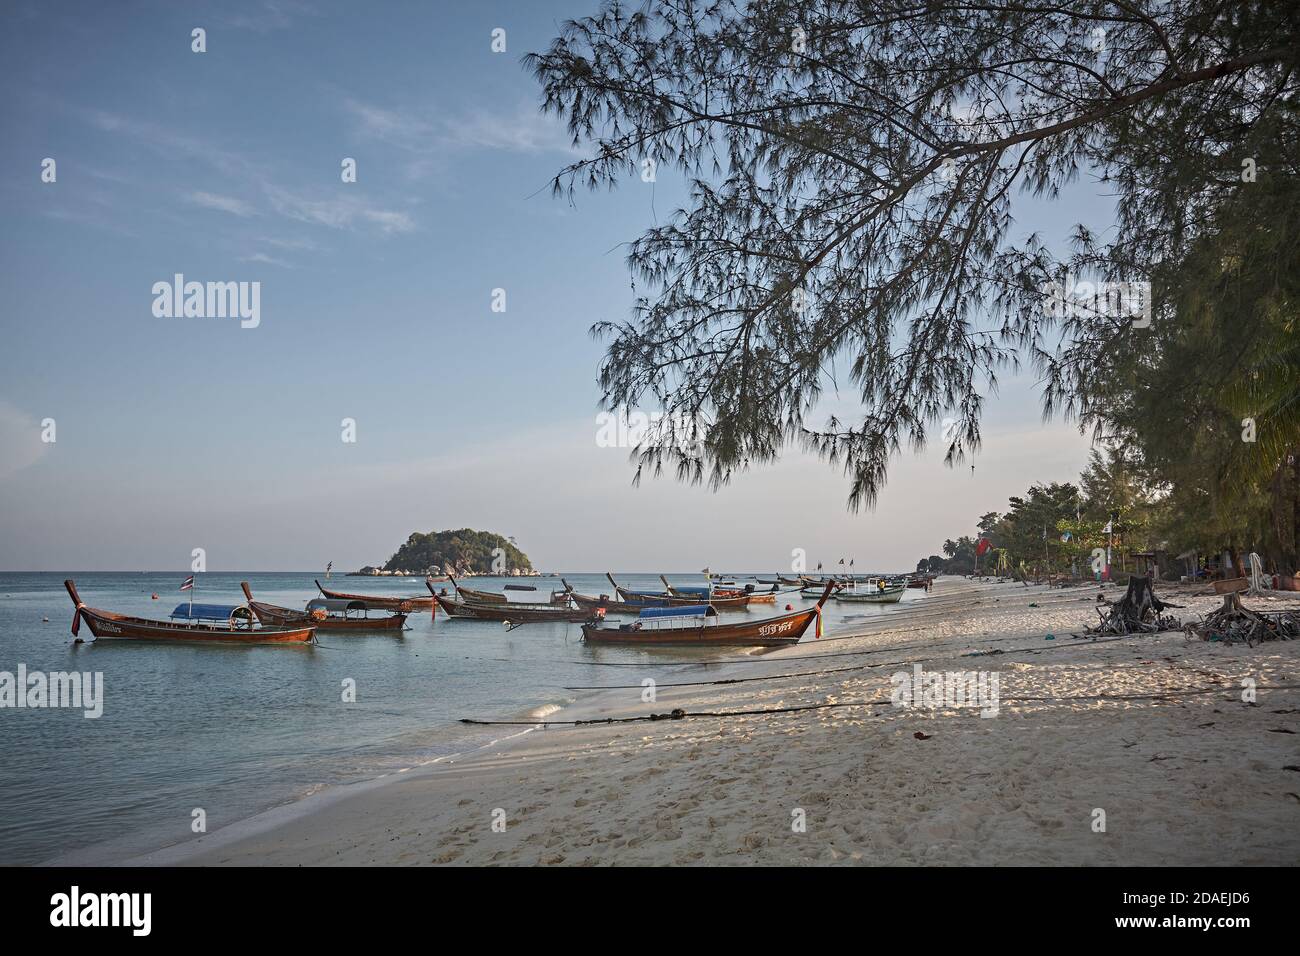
[382,530,533,575]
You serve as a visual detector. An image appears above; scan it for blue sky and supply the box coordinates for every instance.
[0,0,1110,572]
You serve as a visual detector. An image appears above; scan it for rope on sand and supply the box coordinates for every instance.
[458,683,1300,727]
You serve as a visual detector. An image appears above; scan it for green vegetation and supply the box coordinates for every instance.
[917,441,1291,581]
[382,530,533,575]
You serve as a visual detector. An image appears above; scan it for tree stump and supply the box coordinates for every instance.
[1088,575,1183,635]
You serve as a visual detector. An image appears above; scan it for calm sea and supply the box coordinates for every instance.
[0,570,912,864]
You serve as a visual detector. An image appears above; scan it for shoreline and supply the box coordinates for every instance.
[64,578,1300,866]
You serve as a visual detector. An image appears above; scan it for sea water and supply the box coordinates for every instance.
[0,570,911,864]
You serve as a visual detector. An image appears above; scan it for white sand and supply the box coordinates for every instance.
[128,578,1300,866]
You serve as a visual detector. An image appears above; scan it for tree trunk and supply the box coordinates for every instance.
[1289,449,1300,571]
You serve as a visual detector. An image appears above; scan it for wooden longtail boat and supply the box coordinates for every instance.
[557,579,648,615]
[582,584,834,646]
[427,584,594,623]
[446,573,507,604]
[801,583,844,598]
[241,583,407,631]
[315,579,433,611]
[658,574,777,602]
[834,584,905,604]
[608,574,752,611]
[65,580,315,645]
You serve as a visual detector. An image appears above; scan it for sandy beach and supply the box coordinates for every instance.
[113,577,1299,866]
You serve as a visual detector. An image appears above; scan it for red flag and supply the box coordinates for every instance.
[976,538,991,556]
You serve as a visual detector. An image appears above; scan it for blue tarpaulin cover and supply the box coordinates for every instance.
[170,603,250,621]
[638,604,717,619]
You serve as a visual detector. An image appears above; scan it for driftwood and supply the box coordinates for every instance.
[1087,576,1184,635]
[1184,591,1300,646]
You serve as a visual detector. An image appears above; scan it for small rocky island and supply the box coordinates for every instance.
[350,529,536,576]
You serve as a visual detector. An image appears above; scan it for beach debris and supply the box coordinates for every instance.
[1087,576,1183,636]
[1183,591,1300,646]
[913,731,932,740]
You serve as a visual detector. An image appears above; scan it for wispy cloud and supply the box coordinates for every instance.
[222,0,319,33]
[342,97,580,180]
[447,104,580,155]
[239,252,293,268]
[81,108,417,237]
[263,183,415,234]
[189,191,258,217]
[255,235,321,252]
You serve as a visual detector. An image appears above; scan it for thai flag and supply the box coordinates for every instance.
[179,575,195,591]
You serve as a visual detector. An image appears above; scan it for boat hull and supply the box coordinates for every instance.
[834,589,904,604]
[249,603,407,630]
[316,580,432,610]
[433,593,593,623]
[564,591,645,615]
[77,606,314,644]
[616,587,752,611]
[581,605,817,646]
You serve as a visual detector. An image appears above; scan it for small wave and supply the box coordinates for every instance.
[526,699,574,721]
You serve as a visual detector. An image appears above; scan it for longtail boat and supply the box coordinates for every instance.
[427,583,593,623]
[582,584,834,646]
[834,583,905,604]
[557,579,651,615]
[661,575,779,604]
[241,582,406,631]
[801,582,844,598]
[446,573,507,604]
[315,579,432,611]
[64,580,315,645]
[607,574,752,611]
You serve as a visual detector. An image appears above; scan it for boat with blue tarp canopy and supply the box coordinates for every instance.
[62,580,315,644]
[582,583,836,646]
[604,573,753,611]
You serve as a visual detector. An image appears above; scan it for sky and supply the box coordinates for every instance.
[0,0,1112,573]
